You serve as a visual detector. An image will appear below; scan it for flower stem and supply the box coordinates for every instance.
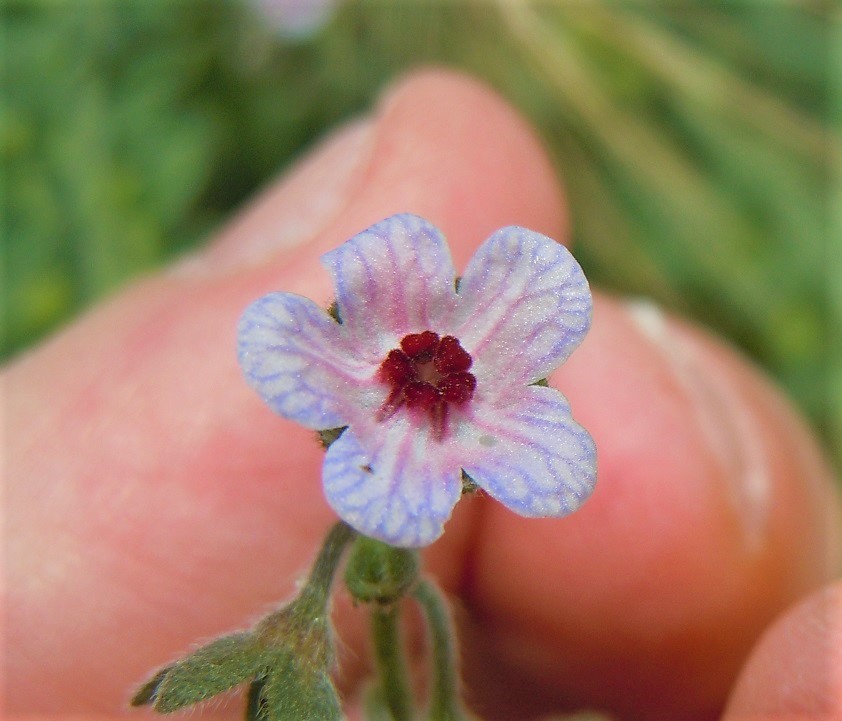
[371,603,413,721]
[298,521,357,616]
[413,580,469,721]
[255,521,357,654]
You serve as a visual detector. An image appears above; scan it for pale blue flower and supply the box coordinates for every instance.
[238,214,596,547]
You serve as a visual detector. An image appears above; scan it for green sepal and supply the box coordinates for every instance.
[344,535,420,604]
[318,426,347,449]
[460,470,478,494]
[248,605,339,721]
[531,377,549,387]
[321,299,344,452]
[254,596,334,666]
[249,654,341,721]
[144,632,265,713]
[326,300,342,324]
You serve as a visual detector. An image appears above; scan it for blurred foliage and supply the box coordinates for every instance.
[1,0,839,468]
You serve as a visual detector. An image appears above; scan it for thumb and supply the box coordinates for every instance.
[723,580,842,719]
[5,69,567,714]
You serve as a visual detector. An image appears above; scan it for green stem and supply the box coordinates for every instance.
[413,580,468,721]
[371,604,413,721]
[298,521,357,615]
[256,521,357,651]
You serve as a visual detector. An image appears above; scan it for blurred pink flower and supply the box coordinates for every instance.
[252,0,336,38]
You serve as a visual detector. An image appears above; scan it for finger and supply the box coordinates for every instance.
[5,68,566,714]
[460,296,841,721]
[9,66,839,721]
[723,580,842,720]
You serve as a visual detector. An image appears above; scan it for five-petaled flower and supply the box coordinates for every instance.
[237,214,596,547]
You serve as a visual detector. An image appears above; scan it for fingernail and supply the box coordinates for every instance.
[624,298,771,551]
[173,116,375,278]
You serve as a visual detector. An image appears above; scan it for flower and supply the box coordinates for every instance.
[237,214,596,547]
[251,0,337,40]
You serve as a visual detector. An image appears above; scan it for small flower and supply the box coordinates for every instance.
[238,214,596,547]
[251,0,337,39]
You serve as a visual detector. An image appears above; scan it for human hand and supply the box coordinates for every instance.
[6,70,840,721]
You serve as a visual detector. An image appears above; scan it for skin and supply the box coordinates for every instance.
[5,70,841,721]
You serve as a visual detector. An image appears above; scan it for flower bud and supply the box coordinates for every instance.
[344,535,420,604]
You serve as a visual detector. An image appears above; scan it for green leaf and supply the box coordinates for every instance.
[130,664,174,707]
[151,632,265,713]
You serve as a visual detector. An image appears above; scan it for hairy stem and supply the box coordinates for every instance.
[371,604,413,721]
[298,521,357,615]
[413,579,468,721]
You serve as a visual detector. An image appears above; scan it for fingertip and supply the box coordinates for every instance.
[198,67,569,291]
[363,68,569,261]
[463,295,840,720]
[723,581,842,720]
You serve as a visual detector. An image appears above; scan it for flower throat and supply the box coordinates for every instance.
[377,331,476,440]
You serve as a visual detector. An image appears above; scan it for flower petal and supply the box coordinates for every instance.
[454,226,591,384]
[322,422,462,547]
[461,385,596,518]
[320,214,458,358]
[237,292,374,429]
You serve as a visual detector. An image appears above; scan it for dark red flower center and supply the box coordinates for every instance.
[377,331,476,439]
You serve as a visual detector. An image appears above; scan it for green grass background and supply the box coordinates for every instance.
[2,0,839,472]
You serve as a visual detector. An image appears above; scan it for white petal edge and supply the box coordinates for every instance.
[322,422,462,547]
[320,214,459,360]
[461,385,596,518]
[237,292,374,430]
[453,226,592,385]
